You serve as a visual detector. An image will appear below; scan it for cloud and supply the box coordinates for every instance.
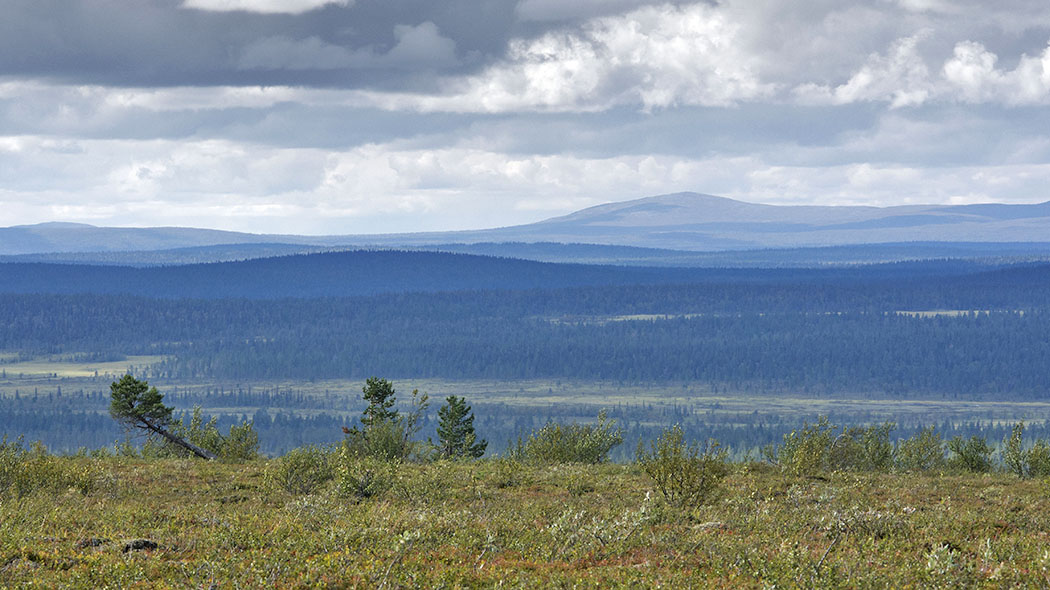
[514,0,664,22]
[385,22,459,68]
[943,41,1050,104]
[794,34,1050,107]
[181,0,353,14]
[236,23,457,71]
[238,36,359,70]
[348,3,775,112]
[6,129,1050,234]
[794,33,933,108]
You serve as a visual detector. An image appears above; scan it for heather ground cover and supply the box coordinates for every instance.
[3,453,1050,588]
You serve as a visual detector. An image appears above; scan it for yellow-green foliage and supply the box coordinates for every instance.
[510,410,623,464]
[7,454,1050,587]
[335,447,396,500]
[947,435,993,473]
[896,425,946,471]
[263,444,334,495]
[0,437,103,498]
[636,424,728,507]
[142,407,259,461]
[774,416,835,476]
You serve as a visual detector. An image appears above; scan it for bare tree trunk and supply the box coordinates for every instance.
[140,418,218,460]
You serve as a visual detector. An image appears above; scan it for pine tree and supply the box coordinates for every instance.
[437,395,486,459]
[109,374,217,460]
[360,377,398,428]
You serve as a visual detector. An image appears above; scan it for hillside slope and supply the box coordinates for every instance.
[7,193,1050,255]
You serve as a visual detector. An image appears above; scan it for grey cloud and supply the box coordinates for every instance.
[0,0,515,89]
[385,23,458,68]
[181,0,353,14]
[514,0,678,22]
[238,36,361,70]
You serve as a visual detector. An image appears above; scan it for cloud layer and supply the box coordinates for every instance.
[1,0,1049,234]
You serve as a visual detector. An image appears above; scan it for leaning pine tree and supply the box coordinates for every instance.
[109,374,217,460]
[436,395,487,459]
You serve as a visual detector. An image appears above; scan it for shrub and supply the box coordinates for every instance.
[142,407,259,461]
[895,426,945,472]
[488,456,527,489]
[1030,440,1050,478]
[510,410,623,464]
[777,416,834,476]
[824,422,896,472]
[221,420,260,461]
[999,422,1050,479]
[0,437,101,498]
[335,447,396,500]
[265,445,335,495]
[860,422,896,471]
[947,435,992,473]
[344,418,412,462]
[636,425,729,507]
[343,389,431,462]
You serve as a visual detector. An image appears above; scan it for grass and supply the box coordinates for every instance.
[3,456,1050,588]
[0,355,168,379]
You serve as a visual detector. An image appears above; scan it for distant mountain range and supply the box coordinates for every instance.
[5,192,1050,258]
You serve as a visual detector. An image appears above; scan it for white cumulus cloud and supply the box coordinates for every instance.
[943,40,1050,104]
[794,33,933,108]
[349,3,775,113]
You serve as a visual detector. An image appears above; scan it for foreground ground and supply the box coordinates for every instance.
[3,458,1050,588]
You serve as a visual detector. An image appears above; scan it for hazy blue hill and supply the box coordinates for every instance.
[7,192,1050,256]
[0,243,341,267]
[6,240,1050,269]
[0,249,1010,300]
[0,223,286,255]
[0,250,726,299]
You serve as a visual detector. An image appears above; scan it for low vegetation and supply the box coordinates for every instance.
[6,379,1050,586]
[4,438,1050,587]
[508,409,624,464]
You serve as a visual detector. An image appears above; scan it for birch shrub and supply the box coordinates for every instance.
[636,425,728,507]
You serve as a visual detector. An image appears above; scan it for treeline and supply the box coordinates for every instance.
[6,398,1050,460]
[3,260,1050,395]
[0,249,1047,300]
[3,301,1050,395]
[162,311,1048,395]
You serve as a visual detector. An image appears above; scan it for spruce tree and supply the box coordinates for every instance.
[437,395,486,459]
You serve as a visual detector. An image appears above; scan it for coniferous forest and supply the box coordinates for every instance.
[3,250,1050,456]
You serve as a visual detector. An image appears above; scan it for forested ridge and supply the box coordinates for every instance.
[2,257,1050,396]
[0,249,1031,299]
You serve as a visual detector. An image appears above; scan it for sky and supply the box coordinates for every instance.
[1,0,1049,235]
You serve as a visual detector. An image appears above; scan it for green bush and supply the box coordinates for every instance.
[265,445,335,495]
[636,425,728,507]
[510,410,623,464]
[827,422,896,472]
[895,426,945,472]
[343,388,431,462]
[488,456,528,489]
[344,418,418,462]
[776,416,834,476]
[1029,440,1050,478]
[142,407,259,461]
[0,437,101,498]
[947,435,992,473]
[1000,422,1050,479]
[335,447,396,500]
[1003,422,1030,478]
[221,420,260,461]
